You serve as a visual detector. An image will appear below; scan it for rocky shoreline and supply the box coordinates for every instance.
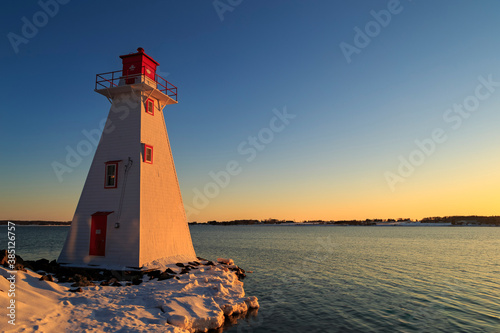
[0,250,258,332]
[1,250,246,290]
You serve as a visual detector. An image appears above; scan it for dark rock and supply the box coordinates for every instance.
[73,273,93,282]
[227,266,246,280]
[100,280,110,286]
[58,276,69,283]
[180,268,190,275]
[0,250,7,266]
[70,287,83,292]
[119,271,143,282]
[188,261,200,266]
[0,250,25,271]
[165,268,176,275]
[71,274,95,287]
[39,274,54,282]
[35,259,50,270]
[103,278,123,287]
[235,268,246,281]
[147,270,161,280]
[158,273,174,281]
[13,263,26,271]
[196,256,208,261]
[24,258,52,273]
[175,263,185,267]
[132,277,142,285]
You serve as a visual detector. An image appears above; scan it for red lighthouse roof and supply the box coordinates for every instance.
[119,47,159,80]
[119,47,160,65]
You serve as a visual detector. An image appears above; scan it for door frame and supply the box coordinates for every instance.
[89,211,113,256]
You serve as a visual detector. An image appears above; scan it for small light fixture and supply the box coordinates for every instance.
[115,223,120,229]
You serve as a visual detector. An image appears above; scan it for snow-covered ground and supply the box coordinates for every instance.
[0,259,258,332]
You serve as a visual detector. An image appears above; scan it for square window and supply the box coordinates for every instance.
[104,162,118,188]
[146,98,154,115]
[144,145,153,164]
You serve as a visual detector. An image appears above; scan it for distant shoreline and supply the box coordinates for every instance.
[2,215,499,226]
[188,216,500,226]
[0,220,71,226]
[190,222,498,227]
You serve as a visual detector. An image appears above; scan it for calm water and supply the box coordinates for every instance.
[1,225,499,332]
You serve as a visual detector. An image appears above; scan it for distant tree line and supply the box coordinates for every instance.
[189,219,293,226]
[0,220,71,226]
[420,216,500,225]
[189,219,378,226]
[189,216,500,226]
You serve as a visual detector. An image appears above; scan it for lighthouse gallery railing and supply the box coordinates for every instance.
[95,68,178,101]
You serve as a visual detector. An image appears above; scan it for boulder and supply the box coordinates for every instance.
[58,275,69,283]
[165,268,176,274]
[180,268,190,275]
[39,274,54,282]
[71,274,95,287]
[0,250,26,271]
[0,250,7,266]
[158,273,174,281]
[217,258,234,265]
[147,270,162,280]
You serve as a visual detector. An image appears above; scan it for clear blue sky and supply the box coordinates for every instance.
[1,0,500,221]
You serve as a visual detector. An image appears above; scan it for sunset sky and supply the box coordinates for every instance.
[1,1,500,222]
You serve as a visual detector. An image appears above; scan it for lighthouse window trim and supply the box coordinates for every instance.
[104,162,119,188]
[144,145,153,164]
[146,98,154,115]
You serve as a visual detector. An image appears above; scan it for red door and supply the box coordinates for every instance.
[89,214,108,256]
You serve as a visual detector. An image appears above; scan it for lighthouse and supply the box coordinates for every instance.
[58,48,197,268]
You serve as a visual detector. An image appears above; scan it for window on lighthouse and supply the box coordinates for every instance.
[144,145,153,164]
[104,162,118,188]
[146,98,154,115]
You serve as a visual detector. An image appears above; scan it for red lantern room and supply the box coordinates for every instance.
[95,47,178,102]
[120,47,159,81]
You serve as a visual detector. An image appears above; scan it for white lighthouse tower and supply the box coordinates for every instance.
[58,48,197,268]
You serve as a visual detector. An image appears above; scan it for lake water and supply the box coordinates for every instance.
[2,225,499,332]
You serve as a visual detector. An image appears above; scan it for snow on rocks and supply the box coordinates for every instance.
[245,296,259,309]
[0,253,258,332]
[217,258,234,265]
[160,296,225,331]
